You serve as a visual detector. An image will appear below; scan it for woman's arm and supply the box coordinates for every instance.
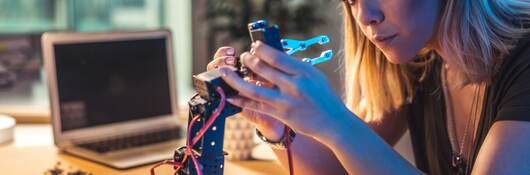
[271,133,348,175]
[315,109,422,175]
[268,116,406,174]
[357,100,409,146]
[254,103,408,174]
[263,106,406,174]
[471,121,530,174]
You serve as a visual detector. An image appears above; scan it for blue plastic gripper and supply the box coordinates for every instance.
[281,35,333,66]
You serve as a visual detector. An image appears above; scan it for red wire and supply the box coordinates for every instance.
[150,160,178,175]
[190,152,202,175]
[170,115,201,173]
[192,87,226,146]
[183,87,227,175]
[151,87,228,175]
[285,127,295,175]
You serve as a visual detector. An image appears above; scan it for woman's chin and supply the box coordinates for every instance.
[383,50,416,64]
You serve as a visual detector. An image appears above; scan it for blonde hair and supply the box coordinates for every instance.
[344,0,530,121]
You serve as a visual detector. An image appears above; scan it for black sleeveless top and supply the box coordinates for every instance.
[407,37,530,175]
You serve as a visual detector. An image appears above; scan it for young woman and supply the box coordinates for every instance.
[207,0,530,174]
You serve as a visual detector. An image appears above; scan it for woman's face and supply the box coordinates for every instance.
[348,0,441,64]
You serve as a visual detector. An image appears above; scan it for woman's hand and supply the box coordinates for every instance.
[207,46,285,141]
[218,41,353,139]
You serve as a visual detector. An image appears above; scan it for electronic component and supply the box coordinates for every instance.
[44,162,92,175]
[248,20,284,50]
[192,67,241,102]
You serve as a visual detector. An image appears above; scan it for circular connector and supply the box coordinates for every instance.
[319,36,330,44]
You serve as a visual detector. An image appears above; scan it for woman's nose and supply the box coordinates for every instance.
[357,2,384,26]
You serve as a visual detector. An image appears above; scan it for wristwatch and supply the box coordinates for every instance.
[255,126,296,150]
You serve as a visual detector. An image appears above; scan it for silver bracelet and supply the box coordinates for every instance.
[255,126,296,150]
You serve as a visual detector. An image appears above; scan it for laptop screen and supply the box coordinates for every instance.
[53,38,173,131]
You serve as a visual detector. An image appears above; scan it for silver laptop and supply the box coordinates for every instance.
[42,30,183,169]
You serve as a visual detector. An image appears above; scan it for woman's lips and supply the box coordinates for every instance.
[373,34,398,47]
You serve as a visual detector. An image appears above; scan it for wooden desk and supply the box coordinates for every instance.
[0,124,287,175]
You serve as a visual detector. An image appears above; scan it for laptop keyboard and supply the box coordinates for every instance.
[79,128,181,153]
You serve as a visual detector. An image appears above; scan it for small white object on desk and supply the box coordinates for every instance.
[0,115,15,144]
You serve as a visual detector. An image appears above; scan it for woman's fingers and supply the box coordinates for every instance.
[226,96,279,119]
[207,56,237,71]
[251,41,309,75]
[218,67,282,105]
[207,46,237,71]
[240,52,296,90]
[227,96,295,127]
[213,46,236,58]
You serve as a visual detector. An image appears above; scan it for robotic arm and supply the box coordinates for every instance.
[151,19,333,175]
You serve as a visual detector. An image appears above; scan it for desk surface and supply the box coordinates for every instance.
[0,124,287,175]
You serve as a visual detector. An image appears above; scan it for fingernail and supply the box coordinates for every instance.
[226,98,234,103]
[251,42,257,48]
[226,57,235,65]
[226,48,235,55]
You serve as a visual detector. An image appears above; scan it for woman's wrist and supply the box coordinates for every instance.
[255,123,285,142]
[315,107,361,145]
